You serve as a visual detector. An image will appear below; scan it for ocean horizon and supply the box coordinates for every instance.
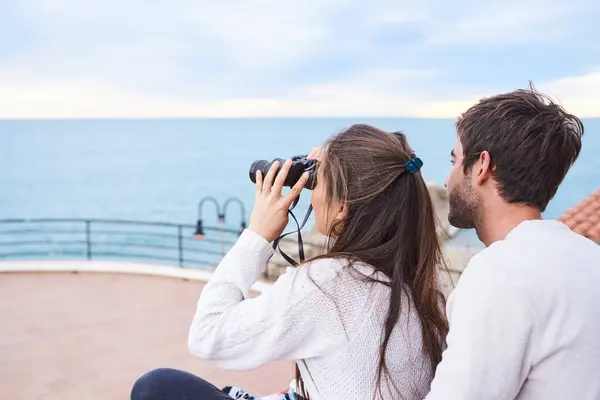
[2,118,598,234]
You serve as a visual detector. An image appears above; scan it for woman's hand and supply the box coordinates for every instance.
[249,159,310,243]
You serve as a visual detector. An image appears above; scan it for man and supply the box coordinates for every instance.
[425,86,600,399]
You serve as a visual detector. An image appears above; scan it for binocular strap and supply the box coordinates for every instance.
[272,196,313,267]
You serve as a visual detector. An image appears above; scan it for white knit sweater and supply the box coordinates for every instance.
[188,229,433,400]
[425,220,600,399]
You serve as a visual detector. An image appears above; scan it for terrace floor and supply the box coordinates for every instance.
[0,269,293,400]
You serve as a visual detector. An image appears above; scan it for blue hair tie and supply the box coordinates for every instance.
[405,157,423,174]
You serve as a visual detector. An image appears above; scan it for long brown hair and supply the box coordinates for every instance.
[296,124,449,399]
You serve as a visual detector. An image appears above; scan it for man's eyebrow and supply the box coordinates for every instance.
[450,150,455,157]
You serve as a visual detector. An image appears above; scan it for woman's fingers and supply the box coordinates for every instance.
[283,172,309,208]
[255,170,263,197]
[271,159,292,195]
[262,161,280,194]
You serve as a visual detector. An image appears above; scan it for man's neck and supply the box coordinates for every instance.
[475,203,542,247]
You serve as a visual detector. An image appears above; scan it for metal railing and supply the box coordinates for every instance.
[0,217,474,284]
[0,218,245,268]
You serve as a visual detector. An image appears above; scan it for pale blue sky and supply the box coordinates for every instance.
[0,0,598,118]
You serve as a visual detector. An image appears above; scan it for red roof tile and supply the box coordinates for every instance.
[558,189,600,242]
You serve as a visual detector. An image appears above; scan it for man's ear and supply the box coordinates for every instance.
[474,150,493,185]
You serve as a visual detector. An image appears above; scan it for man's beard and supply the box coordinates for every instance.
[448,179,481,229]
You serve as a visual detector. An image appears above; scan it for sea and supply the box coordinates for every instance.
[1,118,598,265]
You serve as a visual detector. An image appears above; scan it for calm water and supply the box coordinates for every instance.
[1,118,599,232]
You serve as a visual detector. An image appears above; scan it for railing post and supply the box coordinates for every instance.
[86,220,92,260]
[178,225,183,267]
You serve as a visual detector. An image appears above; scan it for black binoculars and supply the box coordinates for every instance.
[249,155,317,190]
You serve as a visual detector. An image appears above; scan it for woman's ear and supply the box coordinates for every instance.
[336,202,348,222]
[330,203,348,238]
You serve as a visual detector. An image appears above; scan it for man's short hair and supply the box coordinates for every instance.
[457,83,584,212]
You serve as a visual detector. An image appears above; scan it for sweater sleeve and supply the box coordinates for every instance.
[188,229,350,371]
[425,259,537,400]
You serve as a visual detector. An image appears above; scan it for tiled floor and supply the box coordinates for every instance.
[0,272,293,399]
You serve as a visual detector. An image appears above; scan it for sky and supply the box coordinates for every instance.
[0,0,598,119]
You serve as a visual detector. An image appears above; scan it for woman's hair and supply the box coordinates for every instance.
[296,124,449,399]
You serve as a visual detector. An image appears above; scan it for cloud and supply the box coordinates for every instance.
[18,0,346,75]
[0,81,200,119]
[0,0,598,118]
[420,0,595,45]
[1,65,598,119]
[0,67,484,118]
[539,69,600,117]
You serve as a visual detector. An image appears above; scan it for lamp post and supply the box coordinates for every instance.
[195,196,248,256]
[195,196,224,240]
[223,197,247,235]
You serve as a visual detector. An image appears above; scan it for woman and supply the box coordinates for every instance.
[131,124,449,399]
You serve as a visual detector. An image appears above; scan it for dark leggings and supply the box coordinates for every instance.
[130,368,234,400]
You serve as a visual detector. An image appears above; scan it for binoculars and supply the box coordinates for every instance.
[249,155,317,190]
